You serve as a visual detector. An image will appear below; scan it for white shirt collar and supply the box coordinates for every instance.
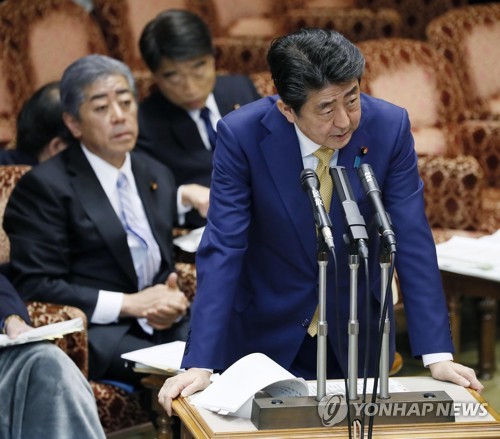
[188,93,221,121]
[294,123,322,159]
[81,144,135,199]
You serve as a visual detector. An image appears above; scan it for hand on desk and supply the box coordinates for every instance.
[429,360,484,393]
[158,368,212,416]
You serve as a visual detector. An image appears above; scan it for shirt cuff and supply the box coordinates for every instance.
[91,291,123,324]
[177,185,193,226]
[422,352,454,367]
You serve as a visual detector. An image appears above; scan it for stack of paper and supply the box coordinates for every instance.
[0,317,84,348]
[436,230,500,281]
[121,340,186,375]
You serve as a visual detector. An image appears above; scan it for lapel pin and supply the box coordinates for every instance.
[150,182,158,191]
[233,104,241,110]
[353,146,369,169]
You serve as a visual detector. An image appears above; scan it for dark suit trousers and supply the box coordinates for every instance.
[98,316,190,386]
[290,333,344,381]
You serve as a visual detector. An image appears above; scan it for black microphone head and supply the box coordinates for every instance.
[300,168,319,192]
[358,163,380,193]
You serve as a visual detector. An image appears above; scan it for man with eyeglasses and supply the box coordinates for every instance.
[137,9,261,229]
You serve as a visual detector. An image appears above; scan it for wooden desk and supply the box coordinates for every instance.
[141,374,175,439]
[172,377,500,439]
[441,270,499,379]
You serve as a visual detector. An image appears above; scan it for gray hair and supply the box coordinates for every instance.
[60,54,137,118]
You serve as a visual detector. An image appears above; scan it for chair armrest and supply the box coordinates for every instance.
[26,301,89,378]
[459,120,500,188]
[418,154,487,231]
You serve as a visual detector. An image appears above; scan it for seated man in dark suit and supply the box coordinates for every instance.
[0,81,73,165]
[137,9,262,228]
[4,54,190,386]
[0,273,105,439]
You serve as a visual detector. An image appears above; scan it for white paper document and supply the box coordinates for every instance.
[191,353,410,419]
[121,340,186,374]
[173,227,205,253]
[436,230,500,281]
[191,353,309,418]
[0,317,84,348]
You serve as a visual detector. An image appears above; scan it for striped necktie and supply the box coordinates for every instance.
[116,172,161,289]
[308,146,335,337]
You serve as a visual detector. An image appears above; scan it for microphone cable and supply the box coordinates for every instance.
[360,255,371,439]
[367,253,397,439]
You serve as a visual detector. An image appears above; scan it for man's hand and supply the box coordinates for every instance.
[181,184,210,218]
[429,360,484,392]
[4,315,32,338]
[121,273,189,329]
[158,368,212,416]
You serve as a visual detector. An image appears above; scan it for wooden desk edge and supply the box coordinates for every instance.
[172,393,500,439]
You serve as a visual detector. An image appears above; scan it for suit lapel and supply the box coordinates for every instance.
[67,146,137,287]
[260,104,317,266]
[213,77,238,116]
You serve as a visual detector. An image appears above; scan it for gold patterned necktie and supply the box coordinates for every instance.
[307,146,335,337]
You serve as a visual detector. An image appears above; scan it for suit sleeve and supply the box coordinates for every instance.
[181,116,252,370]
[4,171,100,319]
[380,109,454,357]
[0,273,30,323]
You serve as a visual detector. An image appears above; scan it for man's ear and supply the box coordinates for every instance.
[62,112,82,139]
[276,99,296,124]
[38,137,68,162]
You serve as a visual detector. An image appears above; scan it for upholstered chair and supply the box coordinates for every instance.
[285,6,402,41]
[426,1,500,199]
[357,38,499,234]
[426,3,500,120]
[358,0,467,40]
[0,0,109,109]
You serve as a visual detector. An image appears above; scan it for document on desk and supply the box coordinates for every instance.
[191,352,309,418]
[0,317,84,348]
[436,230,500,281]
[173,227,205,253]
[121,340,186,374]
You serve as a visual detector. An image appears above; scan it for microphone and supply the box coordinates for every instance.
[300,168,335,251]
[357,164,397,254]
[329,166,369,259]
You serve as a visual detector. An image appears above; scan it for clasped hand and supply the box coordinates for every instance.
[121,272,189,329]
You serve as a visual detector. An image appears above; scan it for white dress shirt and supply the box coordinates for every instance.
[82,146,160,334]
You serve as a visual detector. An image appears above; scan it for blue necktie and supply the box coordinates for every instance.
[200,107,217,150]
[116,172,160,289]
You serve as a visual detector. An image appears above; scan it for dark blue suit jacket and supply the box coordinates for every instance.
[137,75,261,228]
[4,145,177,377]
[0,274,30,324]
[182,94,453,375]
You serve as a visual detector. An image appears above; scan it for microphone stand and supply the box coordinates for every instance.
[347,244,360,402]
[315,233,329,401]
[378,251,392,400]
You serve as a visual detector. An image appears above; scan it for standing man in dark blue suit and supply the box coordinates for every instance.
[0,274,105,438]
[158,28,482,414]
[136,9,261,229]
